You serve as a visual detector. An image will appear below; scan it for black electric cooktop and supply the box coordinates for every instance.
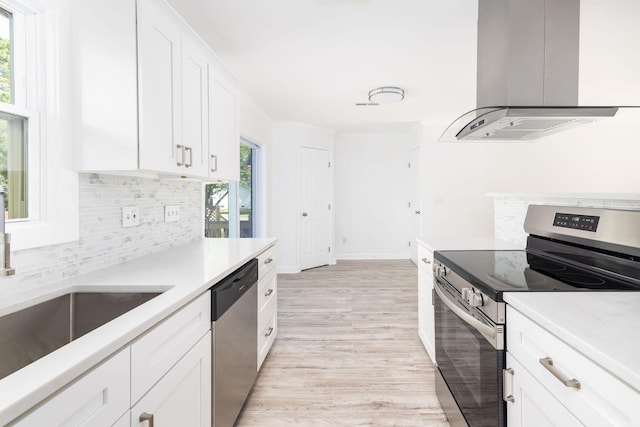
[434,249,640,301]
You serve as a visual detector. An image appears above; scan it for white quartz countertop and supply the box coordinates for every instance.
[504,292,640,392]
[0,237,276,425]
[417,236,523,252]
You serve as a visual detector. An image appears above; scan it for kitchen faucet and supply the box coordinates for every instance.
[0,185,15,276]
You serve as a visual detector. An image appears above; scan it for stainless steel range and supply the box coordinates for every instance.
[432,205,640,427]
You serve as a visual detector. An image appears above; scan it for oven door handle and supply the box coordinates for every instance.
[434,281,497,345]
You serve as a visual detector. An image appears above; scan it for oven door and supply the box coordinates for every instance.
[433,277,505,427]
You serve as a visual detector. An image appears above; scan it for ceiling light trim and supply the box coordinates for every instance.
[368,86,405,104]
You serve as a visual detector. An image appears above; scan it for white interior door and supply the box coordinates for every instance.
[409,146,421,264]
[300,147,331,270]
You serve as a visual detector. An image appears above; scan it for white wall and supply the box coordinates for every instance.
[272,122,335,273]
[579,0,640,105]
[334,131,415,259]
[420,123,497,239]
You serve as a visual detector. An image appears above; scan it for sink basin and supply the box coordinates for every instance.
[0,291,161,381]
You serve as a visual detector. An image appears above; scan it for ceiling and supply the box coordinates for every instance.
[167,0,479,132]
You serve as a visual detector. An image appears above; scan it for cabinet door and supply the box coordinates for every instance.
[132,332,212,427]
[505,353,582,427]
[137,0,183,174]
[180,34,209,177]
[209,75,240,181]
[131,292,210,404]
[10,349,130,427]
[417,244,435,363]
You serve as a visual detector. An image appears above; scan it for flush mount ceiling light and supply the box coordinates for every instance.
[368,86,404,104]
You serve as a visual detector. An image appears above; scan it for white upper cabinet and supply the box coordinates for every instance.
[209,70,240,182]
[137,0,183,175]
[179,33,211,177]
[72,0,236,179]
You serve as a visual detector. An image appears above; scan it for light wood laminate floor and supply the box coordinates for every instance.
[236,260,450,426]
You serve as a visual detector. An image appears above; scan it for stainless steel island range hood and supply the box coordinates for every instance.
[440,0,638,142]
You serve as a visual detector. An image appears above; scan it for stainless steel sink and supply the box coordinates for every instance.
[0,291,161,381]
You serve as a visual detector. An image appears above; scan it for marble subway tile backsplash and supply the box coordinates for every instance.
[494,194,640,246]
[1,174,203,296]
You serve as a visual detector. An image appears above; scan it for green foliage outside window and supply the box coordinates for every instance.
[0,36,10,212]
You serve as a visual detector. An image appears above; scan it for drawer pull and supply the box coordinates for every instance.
[264,327,274,337]
[421,257,431,264]
[265,288,274,297]
[176,144,185,166]
[210,154,218,172]
[139,412,154,427]
[264,257,274,264]
[502,368,515,403]
[539,357,581,390]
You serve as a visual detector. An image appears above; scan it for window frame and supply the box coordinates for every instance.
[2,0,80,251]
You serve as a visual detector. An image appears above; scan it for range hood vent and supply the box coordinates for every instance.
[447,106,618,141]
[439,0,632,142]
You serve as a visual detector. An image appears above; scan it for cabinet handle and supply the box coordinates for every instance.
[264,257,274,264]
[421,257,431,264]
[415,210,421,214]
[210,154,218,172]
[176,144,185,166]
[264,327,274,337]
[139,412,154,427]
[302,212,308,217]
[265,288,274,297]
[184,146,193,168]
[539,357,581,389]
[502,368,515,403]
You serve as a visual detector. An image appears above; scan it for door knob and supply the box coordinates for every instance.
[302,212,308,217]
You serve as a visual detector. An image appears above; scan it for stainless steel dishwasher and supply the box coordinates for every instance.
[211,258,258,427]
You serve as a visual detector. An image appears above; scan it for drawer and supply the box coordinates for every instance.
[11,349,130,427]
[507,306,640,427]
[417,244,434,272]
[258,268,277,316]
[258,305,277,370]
[257,245,277,279]
[131,291,210,404]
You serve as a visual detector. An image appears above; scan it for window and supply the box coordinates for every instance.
[0,7,28,220]
[3,0,80,251]
[238,141,256,238]
[204,140,259,238]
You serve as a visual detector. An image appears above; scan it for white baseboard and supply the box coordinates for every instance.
[336,253,411,260]
[277,265,301,274]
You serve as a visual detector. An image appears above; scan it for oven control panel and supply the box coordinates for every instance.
[553,212,600,232]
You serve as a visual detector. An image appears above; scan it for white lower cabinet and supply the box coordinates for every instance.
[506,305,640,427]
[257,245,278,369]
[417,242,435,364]
[9,349,130,427]
[131,292,210,403]
[10,292,212,427]
[131,332,211,427]
[505,353,582,427]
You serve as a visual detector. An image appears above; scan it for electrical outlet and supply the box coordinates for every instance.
[122,206,139,228]
[165,205,180,223]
